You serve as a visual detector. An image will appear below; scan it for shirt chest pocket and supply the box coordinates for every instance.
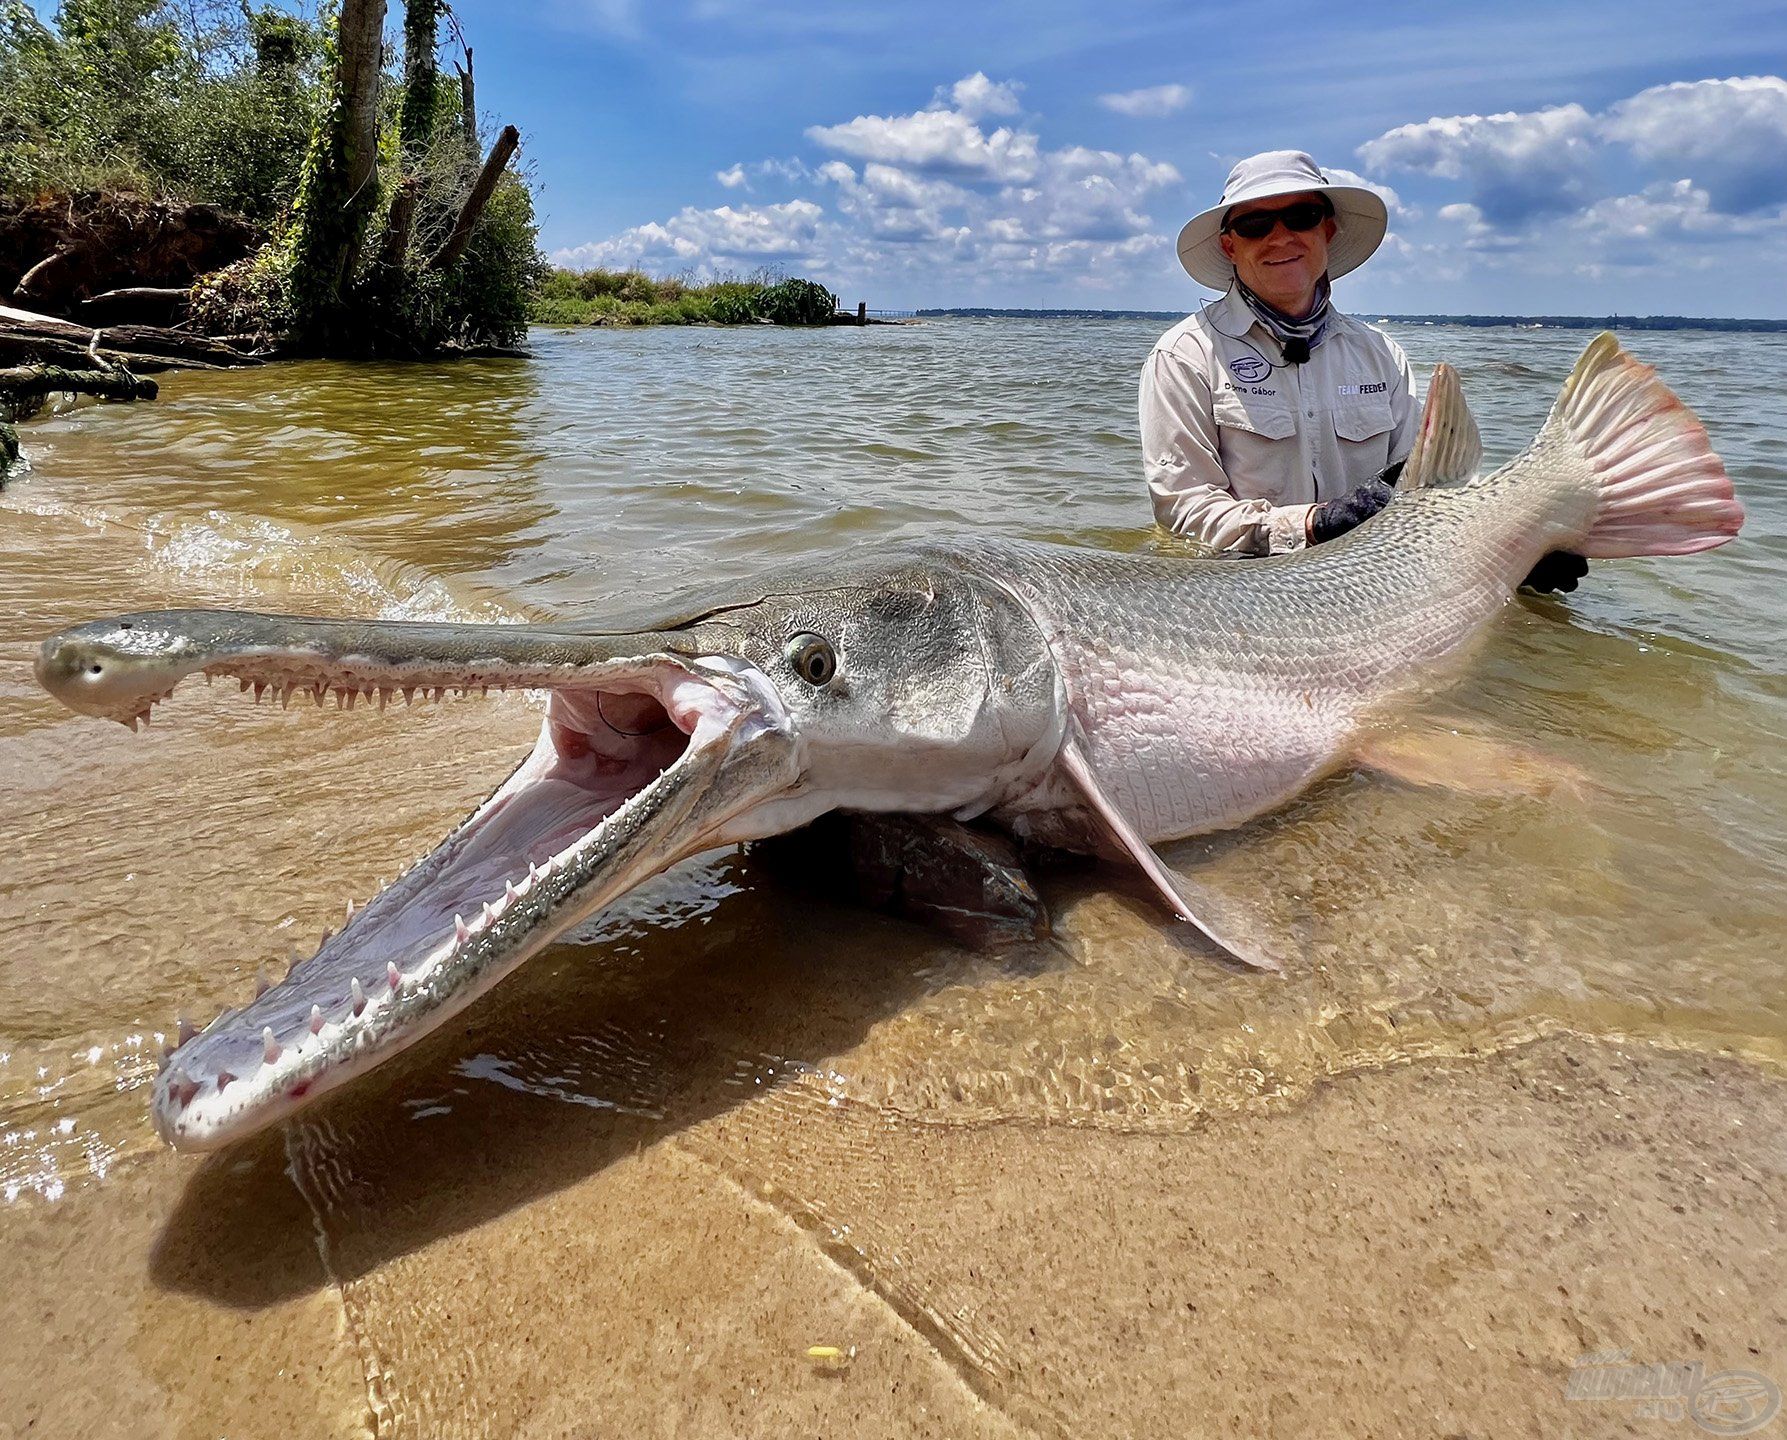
[1212,388,1296,441]
[1332,398,1394,445]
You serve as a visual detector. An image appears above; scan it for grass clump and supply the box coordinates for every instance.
[531,266,838,327]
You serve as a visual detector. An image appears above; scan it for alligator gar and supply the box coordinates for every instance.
[34,335,1743,1149]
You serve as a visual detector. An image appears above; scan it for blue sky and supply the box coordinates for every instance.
[460,0,1787,316]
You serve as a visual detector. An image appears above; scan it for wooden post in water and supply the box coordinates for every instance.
[857,301,867,326]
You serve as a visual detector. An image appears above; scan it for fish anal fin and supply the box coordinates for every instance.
[1354,721,1591,801]
[1400,362,1483,490]
[1057,740,1284,973]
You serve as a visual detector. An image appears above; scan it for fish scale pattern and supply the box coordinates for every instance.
[955,462,1579,843]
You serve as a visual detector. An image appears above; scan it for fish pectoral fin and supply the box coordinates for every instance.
[1057,740,1285,973]
[1399,361,1483,490]
[1353,721,1592,801]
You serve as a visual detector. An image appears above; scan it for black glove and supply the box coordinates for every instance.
[1309,479,1395,544]
[1521,551,1589,593]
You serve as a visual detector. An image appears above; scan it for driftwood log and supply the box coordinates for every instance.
[77,286,191,327]
[0,364,158,404]
[0,305,262,371]
[0,359,158,484]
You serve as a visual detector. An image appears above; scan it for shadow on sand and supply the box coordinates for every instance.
[147,855,1067,1310]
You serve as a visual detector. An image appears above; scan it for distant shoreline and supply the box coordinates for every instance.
[917,308,1787,332]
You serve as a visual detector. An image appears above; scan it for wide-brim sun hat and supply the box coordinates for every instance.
[1176,150,1388,291]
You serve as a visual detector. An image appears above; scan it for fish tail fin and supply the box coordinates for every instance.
[1539,333,1743,558]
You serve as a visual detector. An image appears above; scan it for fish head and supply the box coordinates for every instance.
[37,552,1061,1149]
[688,554,1063,834]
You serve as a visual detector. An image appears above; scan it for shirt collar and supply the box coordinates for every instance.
[1202,286,1262,340]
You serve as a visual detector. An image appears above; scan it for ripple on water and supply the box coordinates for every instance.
[0,320,1782,1213]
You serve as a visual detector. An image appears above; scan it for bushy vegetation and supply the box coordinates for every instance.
[1,0,545,355]
[532,267,839,327]
[0,0,323,218]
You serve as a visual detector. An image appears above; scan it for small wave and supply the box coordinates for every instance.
[133,508,532,623]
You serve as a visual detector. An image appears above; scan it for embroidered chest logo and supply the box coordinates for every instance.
[1338,382,1388,396]
[1228,355,1271,383]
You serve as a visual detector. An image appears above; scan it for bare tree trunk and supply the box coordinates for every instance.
[428,125,520,273]
[377,180,420,272]
[454,48,478,161]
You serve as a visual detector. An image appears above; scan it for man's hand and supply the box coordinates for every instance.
[1521,551,1589,594]
[1308,479,1395,544]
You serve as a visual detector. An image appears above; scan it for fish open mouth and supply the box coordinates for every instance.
[35,612,801,1149]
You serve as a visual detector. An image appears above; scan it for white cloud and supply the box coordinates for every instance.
[559,74,1183,296]
[807,107,1042,182]
[1357,104,1599,225]
[1098,84,1191,119]
[1322,165,1409,219]
[552,200,824,271]
[1601,76,1787,212]
[934,72,1024,119]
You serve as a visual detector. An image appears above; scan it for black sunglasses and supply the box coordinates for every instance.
[1222,199,1332,241]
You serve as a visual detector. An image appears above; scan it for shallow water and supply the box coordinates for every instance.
[1,318,1783,1431]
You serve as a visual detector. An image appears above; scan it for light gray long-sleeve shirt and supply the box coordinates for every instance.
[1140,287,1418,554]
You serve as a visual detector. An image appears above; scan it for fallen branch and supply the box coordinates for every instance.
[78,287,191,326]
[428,124,520,273]
[0,364,158,404]
[0,307,260,369]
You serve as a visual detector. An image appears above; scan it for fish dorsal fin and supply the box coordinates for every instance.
[1057,740,1284,973]
[1399,362,1482,490]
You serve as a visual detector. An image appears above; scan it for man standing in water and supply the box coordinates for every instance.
[1141,150,1587,589]
[1141,150,1414,554]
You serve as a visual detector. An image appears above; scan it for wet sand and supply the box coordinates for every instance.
[4,1033,1780,1437]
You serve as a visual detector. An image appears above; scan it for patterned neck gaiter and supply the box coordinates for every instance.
[1235,273,1332,364]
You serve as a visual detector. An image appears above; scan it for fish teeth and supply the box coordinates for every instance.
[309,1005,324,1035]
[167,1068,199,1108]
[177,1013,197,1046]
[454,914,470,942]
[387,962,403,992]
[350,978,367,1014]
[262,1028,281,1065]
[482,900,497,924]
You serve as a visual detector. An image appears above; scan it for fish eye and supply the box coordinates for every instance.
[785,634,836,686]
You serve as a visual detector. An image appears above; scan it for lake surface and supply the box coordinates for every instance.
[1,317,1782,1432]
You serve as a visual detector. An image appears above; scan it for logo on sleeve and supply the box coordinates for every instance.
[1229,356,1270,383]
